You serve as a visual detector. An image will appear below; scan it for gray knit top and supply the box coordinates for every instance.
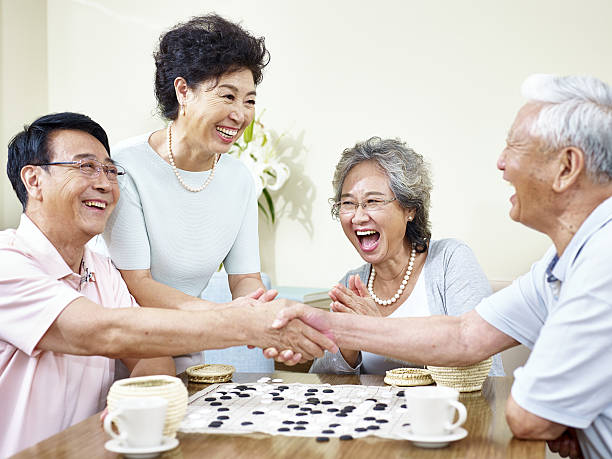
[310,238,505,376]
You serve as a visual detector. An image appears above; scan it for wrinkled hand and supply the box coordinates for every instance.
[254,300,337,364]
[329,275,381,317]
[547,428,583,459]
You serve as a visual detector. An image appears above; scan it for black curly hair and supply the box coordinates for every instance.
[154,14,270,120]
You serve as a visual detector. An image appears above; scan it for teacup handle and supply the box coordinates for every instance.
[446,400,467,432]
[103,408,128,442]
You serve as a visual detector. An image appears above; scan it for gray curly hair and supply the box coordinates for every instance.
[331,137,432,252]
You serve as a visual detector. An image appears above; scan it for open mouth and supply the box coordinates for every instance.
[356,230,380,251]
[216,126,238,141]
[83,200,106,210]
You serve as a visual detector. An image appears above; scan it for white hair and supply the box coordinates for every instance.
[521,74,612,183]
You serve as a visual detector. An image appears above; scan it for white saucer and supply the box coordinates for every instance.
[402,427,468,448]
[104,436,179,458]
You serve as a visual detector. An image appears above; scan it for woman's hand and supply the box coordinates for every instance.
[329,275,381,317]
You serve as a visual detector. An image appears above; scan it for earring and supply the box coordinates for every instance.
[181,104,186,116]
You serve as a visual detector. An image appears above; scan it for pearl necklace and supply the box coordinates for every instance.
[166,121,218,193]
[368,245,416,306]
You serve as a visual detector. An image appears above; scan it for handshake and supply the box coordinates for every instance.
[234,289,339,366]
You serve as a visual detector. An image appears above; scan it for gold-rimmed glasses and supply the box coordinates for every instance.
[36,159,125,182]
[332,197,397,217]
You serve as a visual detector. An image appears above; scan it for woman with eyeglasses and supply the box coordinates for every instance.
[310,137,504,375]
[102,15,276,374]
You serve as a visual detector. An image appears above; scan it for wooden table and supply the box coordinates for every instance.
[14,372,544,458]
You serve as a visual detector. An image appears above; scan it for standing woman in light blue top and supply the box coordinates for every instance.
[310,137,504,375]
[104,15,275,373]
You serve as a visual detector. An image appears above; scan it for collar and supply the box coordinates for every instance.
[550,195,612,283]
[16,214,97,284]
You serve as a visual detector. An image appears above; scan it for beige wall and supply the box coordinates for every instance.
[3,0,612,288]
[0,0,48,228]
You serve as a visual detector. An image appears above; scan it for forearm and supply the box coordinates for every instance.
[40,298,255,358]
[127,357,176,377]
[328,311,500,366]
[228,273,265,298]
[339,348,360,367]
[506,395,567,440]
[122,273,220,311]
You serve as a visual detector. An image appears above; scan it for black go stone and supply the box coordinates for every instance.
[210,402,222,406]
[241,421,253,426]
[336,413,348,417]
[396,391,405,397]
[238,393,250,398]
[236,385,248,390]
[322,389,334,393]
[296,412,308,417]
[401,404,407,409]
[321,400,333,405]
[296,420,309,425]
[355,427,367,432]
[402,422,411,427]
[208,421,223,428]
[373,406,386,411]
[278,427,290,432]
[300,407,312,412]
[329,423,340,428]
[253,411,265,415]
[327,408,339,413]
[287,404,299,409]
[367,425,380,430]
[364,416,375,421]
[279,385,289,390]
[282,420,295,425]
[217,415,229,420]
[204,397,216,401]
[339,435,354,441]
[220,396,231,400]
[366,398,377,402]
[217,407,229,412]
[294,426,306,431]
[321,429,335,434]
[376,419,389,424]
[273,397,284,401]
[246,387,257,391]
[311,410,323,415]
[316,436,330,442]
[307,397,320,403]
[270,392,280,396]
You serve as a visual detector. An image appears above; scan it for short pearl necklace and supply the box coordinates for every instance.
[166,121,218,193]
[368,245,416,306]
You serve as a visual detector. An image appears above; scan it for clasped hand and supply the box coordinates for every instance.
[330,275,381,317]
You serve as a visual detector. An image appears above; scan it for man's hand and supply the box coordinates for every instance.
[329,275,381,317]
[252,300,337,363]
[547,428,583,459]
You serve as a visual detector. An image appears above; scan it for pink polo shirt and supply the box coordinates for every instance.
[0,214,138,457]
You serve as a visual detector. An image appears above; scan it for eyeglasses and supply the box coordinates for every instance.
[36,159,125,182]
[333,197,397,216]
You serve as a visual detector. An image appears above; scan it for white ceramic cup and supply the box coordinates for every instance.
[104,396,168,448]
[404,386,467,436]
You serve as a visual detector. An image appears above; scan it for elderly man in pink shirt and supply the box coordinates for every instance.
[0,112,336,457]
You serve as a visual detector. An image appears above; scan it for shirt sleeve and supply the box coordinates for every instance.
[0,247,82,356]
[510,240,612,428]
[475,249,553,349]
[222,172,261,274]
[103,171,151,270]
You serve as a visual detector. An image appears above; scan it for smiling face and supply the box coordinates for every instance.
[339,161,414,266]
[182,67,256,155]
[497,103,557,231]
[38,130,119,241]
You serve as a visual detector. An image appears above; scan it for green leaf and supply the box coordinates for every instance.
[243,119,255,143]
[262,188,275,224]
[257,199,270,222]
